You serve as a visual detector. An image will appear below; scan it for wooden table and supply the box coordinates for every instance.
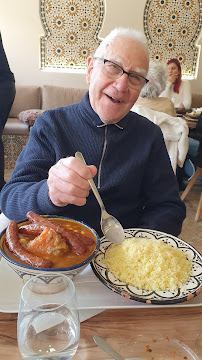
[0,241,201,359]
[0,307,202,359]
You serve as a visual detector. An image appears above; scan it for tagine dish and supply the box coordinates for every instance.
[0,212,100,279]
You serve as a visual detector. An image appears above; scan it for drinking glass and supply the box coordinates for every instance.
[17,273,80,360]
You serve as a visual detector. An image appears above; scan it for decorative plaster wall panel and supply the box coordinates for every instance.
[144,0,202,78]
[40,0,104,70]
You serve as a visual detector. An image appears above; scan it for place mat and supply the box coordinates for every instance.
[0,259,201,316]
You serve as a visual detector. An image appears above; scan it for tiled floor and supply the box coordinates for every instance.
[4,169,202,243]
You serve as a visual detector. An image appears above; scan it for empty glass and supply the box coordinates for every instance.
[17,273,80,360]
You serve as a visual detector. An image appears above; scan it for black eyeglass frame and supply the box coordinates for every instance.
[94,57,149,86]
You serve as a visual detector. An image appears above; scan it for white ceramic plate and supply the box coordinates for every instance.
[91,228,202,305]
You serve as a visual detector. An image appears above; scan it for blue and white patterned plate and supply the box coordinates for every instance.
[91,228,202,305]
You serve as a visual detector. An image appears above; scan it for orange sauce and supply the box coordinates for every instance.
[2,218,97,268]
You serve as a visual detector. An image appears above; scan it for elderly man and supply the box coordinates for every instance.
[0,27,185,237]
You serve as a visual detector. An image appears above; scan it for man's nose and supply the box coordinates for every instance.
[113,73,129,91]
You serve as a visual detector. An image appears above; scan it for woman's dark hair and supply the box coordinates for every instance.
[167,58,181,94]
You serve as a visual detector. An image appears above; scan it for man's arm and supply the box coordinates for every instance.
[1,111,96,221]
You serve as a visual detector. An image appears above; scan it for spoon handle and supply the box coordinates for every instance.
[75,152,105,210]
[93,336,125,360]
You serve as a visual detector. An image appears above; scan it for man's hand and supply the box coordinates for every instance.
[47,157,97,207]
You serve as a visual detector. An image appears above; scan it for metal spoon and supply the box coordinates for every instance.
[93,336,143,360]
[75,152,125,244]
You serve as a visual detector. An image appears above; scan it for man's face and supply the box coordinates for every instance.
[86,37,149,124]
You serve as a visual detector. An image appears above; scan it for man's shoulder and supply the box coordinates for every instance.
[34,102,81,132]
[40,102,79,119]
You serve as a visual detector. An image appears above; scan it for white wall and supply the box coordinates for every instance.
[1,0,202,93]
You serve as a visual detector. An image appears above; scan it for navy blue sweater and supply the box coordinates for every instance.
[1,92,186,236]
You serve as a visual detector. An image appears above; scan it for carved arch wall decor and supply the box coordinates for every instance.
[40,0,105,70]
[144,0,202,79]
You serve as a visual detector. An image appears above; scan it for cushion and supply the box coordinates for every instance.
[3,118,29,136]
[42,85,87,110]
[9,86,41,118]
[18,109,44,126]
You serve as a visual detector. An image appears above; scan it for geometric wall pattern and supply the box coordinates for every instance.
[144,0,202,78]
[40,0,105,70]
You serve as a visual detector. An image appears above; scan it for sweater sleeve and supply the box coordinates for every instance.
[0,111,67,221]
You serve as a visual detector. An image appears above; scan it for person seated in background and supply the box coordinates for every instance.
[131,63,189,175]
[136,61,176,116]
[159,58,191,111]
[132,60,190,190]
[0,32,16,192]
[0,27,186,237]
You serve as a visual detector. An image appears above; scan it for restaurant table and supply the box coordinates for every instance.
[0,237,202,360]
[0,307,202,359]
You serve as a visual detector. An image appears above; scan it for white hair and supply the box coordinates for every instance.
[139,61,167,98]
[94,27,149,58]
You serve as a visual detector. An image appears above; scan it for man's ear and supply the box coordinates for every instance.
[86,56,94,85]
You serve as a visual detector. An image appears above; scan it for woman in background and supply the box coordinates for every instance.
[160,58,192,110]
[0,32,15,192]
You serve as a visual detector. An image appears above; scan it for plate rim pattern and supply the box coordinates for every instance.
[91,228,202,305]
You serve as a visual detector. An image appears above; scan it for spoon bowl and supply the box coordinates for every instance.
[100,209,125,244]
[75,152,125,244]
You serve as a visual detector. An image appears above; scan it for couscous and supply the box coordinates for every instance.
[104,237,192,291]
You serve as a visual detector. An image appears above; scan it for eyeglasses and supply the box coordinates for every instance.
[94,57,149,90]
